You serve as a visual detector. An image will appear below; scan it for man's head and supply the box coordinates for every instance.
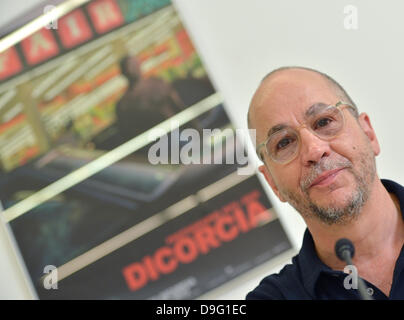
[120,55,142,85]
[248,66,380,225]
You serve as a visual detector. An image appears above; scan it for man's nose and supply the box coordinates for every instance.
[299,128,331,166]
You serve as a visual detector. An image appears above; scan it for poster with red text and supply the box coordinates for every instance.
[0,0,292,299]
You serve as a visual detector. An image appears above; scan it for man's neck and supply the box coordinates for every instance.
[306,178,404,271]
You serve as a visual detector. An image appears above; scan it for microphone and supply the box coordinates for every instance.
[335,238,374,300]
[335,238,355,263]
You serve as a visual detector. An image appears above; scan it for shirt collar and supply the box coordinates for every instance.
[381,179,404,216]
[297,178,404,297]
[298,229,334,297]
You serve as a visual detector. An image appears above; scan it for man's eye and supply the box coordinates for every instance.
[315,117,332,129]
[277,137,293,150]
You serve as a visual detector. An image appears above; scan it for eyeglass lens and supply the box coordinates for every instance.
[266,105,344,162]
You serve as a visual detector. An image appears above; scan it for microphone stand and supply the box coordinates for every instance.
[340,249,374,300]
[336,238,374,300]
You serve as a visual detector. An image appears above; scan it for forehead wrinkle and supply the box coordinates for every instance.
[250,71,338,138]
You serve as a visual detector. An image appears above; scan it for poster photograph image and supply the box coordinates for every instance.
[0,0,293,299]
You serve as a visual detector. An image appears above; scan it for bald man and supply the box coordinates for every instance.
[246,67,404,300]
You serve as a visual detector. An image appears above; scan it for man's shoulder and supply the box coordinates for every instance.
[245,255,310,300]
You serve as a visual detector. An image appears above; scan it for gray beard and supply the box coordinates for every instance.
[306,169,369,225]
[278,148,376,226]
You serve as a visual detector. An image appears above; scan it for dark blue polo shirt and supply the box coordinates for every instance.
[246,179,404,300]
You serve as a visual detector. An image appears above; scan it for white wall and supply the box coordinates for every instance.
[0,0,46,300]
[1,0,404,299]
[172,0,404,299]
[0,0,44,33]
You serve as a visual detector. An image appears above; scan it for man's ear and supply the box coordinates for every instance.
[258,164,287,202]
[357,113,380,156]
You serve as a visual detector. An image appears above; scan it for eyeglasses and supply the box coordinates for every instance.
[256,101,356,164]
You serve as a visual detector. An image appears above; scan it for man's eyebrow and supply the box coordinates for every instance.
[266,124,288,138]
[265,102,329,138]
[304,102,329,117]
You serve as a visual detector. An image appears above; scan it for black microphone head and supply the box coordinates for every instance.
[335,238,355,261]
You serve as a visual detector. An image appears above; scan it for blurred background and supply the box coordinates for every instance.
[0,0,403,299]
